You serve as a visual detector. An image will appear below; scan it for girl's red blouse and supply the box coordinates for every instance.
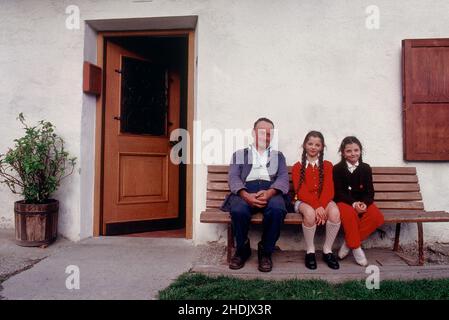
[292,160,335,209]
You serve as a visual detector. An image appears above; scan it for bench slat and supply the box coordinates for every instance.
[200,211,231,223]
[208,173,419,183]
[371,167,417,175]
[208,165,417,175]
[374,192,422,201]
[206,191,423,201]
[206,200,425,210]
[206,200,224,208]
[372,175,418,183]
[208,182,421,192]
[207,173,228,181]
[208,165,231,173]
[372,183,420,192]
[383,211,449,222]
[207,191,231,200]
[208,181,300,191]
[200,212,303,224]
[200,210,449,224]
[207,182,232,191]
[375,201,424,210]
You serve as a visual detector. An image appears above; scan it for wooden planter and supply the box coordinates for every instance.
[14,199,59,247]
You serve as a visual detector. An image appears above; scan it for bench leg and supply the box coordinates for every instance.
[393,223,401,251]
[227,223,234,263]
[417,222,424,266]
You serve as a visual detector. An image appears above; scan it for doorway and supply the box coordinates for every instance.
[96,32,193,237]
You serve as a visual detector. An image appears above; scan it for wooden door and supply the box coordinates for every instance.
[102,40,180,234]
[402,39,449,160]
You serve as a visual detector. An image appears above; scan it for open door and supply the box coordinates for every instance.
[102,40,181,235]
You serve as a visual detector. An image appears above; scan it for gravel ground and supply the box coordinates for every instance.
[399,243,449,265]
[194,242,228,265]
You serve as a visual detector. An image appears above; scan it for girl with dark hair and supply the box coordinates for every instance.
[292,131,341,270]
[333,136,384,266]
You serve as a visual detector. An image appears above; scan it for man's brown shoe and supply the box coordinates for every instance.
[258,254,272,272]
[257,241,272,272]
[229,254,246,269]
[229,239,251,270]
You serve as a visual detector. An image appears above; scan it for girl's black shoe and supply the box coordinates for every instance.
[323,252,340,269]
[305,252,317,270]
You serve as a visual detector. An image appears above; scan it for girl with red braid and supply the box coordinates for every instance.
[333,136,384,266]
[292,131,341,270]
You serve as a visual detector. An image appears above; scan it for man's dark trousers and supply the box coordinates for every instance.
[230,180,287,255]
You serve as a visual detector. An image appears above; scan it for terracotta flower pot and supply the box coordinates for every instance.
[14,199,59,247]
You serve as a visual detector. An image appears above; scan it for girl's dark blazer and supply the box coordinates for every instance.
[332,161,375,206]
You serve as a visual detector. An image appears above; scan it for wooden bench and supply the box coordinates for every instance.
[200,165,449,265]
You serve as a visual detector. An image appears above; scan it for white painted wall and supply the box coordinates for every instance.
[0,0,84,240]
[0,0,448,247]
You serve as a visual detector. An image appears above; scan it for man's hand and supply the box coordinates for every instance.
[255,188,277,202]
[239,190,267,208]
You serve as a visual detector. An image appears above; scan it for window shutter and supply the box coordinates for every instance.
[402,39,449,161]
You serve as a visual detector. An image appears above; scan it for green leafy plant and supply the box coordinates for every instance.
[0,113,76,203]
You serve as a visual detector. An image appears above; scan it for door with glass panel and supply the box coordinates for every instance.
[102,40,180,234]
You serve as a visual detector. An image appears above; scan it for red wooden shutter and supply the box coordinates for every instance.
[402,39,449,161]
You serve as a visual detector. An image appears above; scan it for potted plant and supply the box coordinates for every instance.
[0,113,76,247]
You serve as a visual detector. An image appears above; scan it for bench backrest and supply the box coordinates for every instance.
[206,165,424,212]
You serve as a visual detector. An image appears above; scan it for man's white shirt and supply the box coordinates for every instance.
[246,144,271,182]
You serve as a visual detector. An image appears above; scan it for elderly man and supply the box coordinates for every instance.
[221,118,290,272]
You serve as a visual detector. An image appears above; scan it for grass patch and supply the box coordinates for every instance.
[159,273,449,300]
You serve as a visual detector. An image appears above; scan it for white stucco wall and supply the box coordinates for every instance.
[0,0,448,247]
[0,0,83,240]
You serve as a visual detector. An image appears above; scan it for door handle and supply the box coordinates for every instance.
[169,140,178,147]
[113,116,121,121]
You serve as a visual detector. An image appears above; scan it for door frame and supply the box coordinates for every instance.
[93,29,195,239]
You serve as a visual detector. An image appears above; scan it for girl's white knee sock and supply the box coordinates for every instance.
[323,221,341,254]
[302,224,316,254]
